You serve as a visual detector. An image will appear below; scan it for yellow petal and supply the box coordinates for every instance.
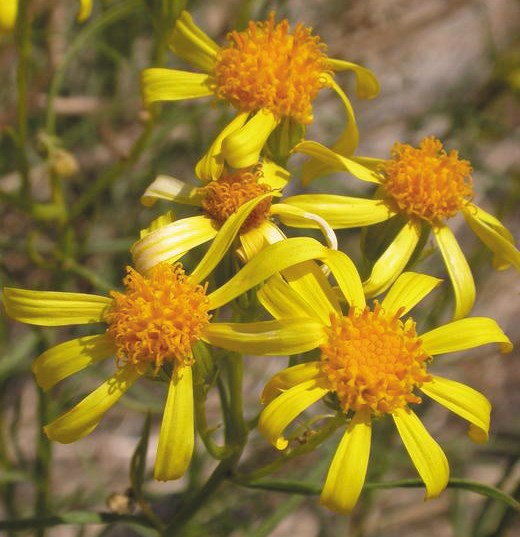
[329,59,380,99]
[270,204,338,250]
[433,223,475,320]
[33,334,115,391]
[2,288,111,326]
[237,220,285,263]
[320,408,372,514]
[260,159,291,190]
[77,0,92,22]
[392,407,449,499]
[300,76,360,184]
[257,273,324,322]
[295,141,382,186]
[465,204,515,242]
[0,0,17,33]
[363,219,422,298]
[463,205,520,272]
[131,215,217,273]
[258,379,329,450]
[282,194,394,228]
[351,156,387,172]
[328,76,359,156]
[381,272,442,317]
[141,68,213,106]
[139,211,176,239]
[325,250,366,310]
[421,317,513,355]
[154,366,194,480]
[282,261,341,325]
[191,192,277,283]
[195,112,249,181]
[140,175,202,208]
[421,376,490,444]
[207,237,329,309]
[44,365,142,443]
[203,318,324,356]
[221,110,279,169]
[261,361,323,405]
[169,11,219,73]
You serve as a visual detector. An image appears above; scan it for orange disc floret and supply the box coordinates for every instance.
[200,166,272,232]
[213,12,331,123]
[383,137,473,223]
[105,264,210,372]
[320,303,431,416]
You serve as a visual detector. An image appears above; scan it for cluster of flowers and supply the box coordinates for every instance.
[3,11,518,514]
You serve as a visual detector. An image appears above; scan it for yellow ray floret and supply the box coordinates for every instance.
[0,0,17,33]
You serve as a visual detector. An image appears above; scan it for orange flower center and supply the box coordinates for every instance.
[199,166,272,232]
[383,137,473,223]
[105,264,210,372]
[213,13,331,123]
[320,303,431,416]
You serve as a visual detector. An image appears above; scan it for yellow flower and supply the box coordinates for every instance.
[77,0,93,23]
[0,0,17,33]
[256,264,512,514]
[286,137,520,319]
[141,11,379,179]
[132,160,337,272]
[0,0,92,33]
[2,236,334,480]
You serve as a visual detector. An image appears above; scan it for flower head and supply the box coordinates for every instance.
[106,264,210,372]
[383,137,473,222]
[132,160,336,272]
[2,236,335,480]
[321,303,431,416]
[141,11,379,178]
[288,137,520,320]
[213,13,330,124]
[257,261,512,513]
[199,166,273,232]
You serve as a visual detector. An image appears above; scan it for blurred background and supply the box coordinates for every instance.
[0,0,519,535]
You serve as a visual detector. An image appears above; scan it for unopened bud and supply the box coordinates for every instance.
[106,490,136,515]
[49,149,79,178]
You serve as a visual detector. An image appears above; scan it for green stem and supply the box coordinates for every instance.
[15,0,32,201]
[45,0,142,135]
[222,353,248,447]
[164,353,249,532]
[59,258,114,293]
[193,391,233,460]
[70,120,155,219]
[34,389,52,537]
[163,455,240,536]
[236,415,343,482]
[235,477,520,511]
[0,394,18,537]
[0,512,156,533]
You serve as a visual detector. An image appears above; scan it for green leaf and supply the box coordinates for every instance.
[130,412,152,499]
